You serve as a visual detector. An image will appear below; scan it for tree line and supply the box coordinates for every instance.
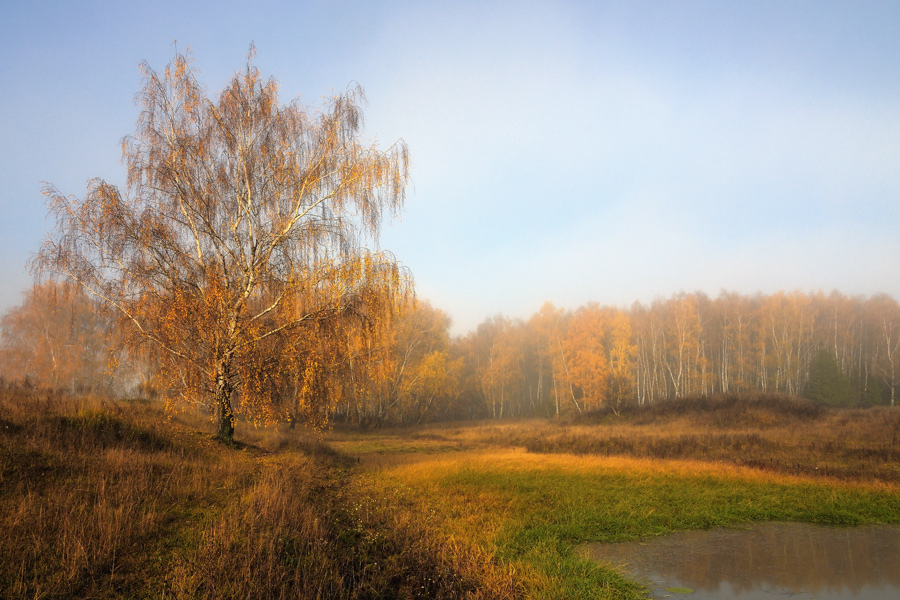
[440,290,900,421]
[3,285,898,426]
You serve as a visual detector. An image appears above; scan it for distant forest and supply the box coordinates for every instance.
[1,284,898,424]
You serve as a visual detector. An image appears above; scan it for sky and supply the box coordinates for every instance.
[1,1,899,335]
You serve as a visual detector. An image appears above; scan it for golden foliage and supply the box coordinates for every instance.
[35,48,410,439]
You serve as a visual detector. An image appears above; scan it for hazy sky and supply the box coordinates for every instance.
[2,1,898,335]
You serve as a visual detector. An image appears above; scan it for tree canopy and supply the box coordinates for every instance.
[35,48,411,441]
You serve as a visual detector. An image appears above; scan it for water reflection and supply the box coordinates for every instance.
[581,522,900,599]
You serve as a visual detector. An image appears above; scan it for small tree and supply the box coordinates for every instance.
[804,349,854,407]
[35,48,410,441]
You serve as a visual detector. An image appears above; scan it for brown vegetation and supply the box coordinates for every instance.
[0,384,520,599]
[446,291,900,421]
[1,384,897,598]
[524,393,900,482]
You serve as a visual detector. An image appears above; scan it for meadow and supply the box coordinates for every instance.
[2,386,898,599]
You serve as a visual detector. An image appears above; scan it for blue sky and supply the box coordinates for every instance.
[2,1,898,335]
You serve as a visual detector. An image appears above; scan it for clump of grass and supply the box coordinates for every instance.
[165,454,516,599]
[166,455,345,599]
[333,395,900,483]
[338,471,525,599]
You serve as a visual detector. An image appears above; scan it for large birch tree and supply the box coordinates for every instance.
[35,48,410,441]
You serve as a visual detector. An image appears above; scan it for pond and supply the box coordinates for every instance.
[580,522,900,599]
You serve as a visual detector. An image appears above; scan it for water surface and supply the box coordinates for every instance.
[581,522,900,599]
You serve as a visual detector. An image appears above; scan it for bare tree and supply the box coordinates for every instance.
[35,48,410,441]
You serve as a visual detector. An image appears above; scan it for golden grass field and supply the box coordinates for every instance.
[2,387,898,599]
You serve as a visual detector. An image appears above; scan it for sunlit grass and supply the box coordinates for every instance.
[369,449,899,599]
[343,409,900,600]
[334,396,900,483]
[3,387,898,599]
[0,386,525,599]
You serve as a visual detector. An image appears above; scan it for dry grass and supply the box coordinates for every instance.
[0,385,523,599]
[333,394,900,483]
[0,387,253,598]
[3,386,897,599]
[525,394,900,483]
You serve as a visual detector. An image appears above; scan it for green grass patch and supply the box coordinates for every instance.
[378,455,900,599]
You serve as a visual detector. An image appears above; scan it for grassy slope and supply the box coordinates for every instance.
[2,388,899,599]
